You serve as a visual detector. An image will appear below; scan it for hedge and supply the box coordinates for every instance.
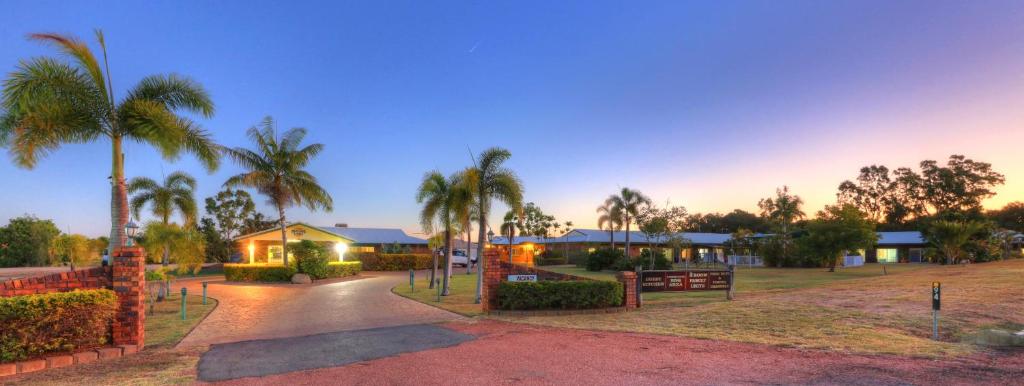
[326,261,362,278]
[350,253,433,271]
[497,280,623,310]
[1,289,118,363]
[224,264,297,282]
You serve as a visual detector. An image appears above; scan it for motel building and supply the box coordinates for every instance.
[233,223,430,264]
[490,229,935,266]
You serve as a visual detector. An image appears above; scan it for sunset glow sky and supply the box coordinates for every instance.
[2,1,1022,237]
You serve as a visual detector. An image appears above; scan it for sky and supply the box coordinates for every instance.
[1,0,1023,238]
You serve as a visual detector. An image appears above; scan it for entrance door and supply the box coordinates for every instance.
[268,246,290,265]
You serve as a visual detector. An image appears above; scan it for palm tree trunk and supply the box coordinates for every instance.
[442,228,452,296]
[278,206,289,267]
[625,217,632,259]
[609,229,614,250]
[465,226,472,274]
[474,204,486,304]
[109,136,129,251]
[161,214,171,266]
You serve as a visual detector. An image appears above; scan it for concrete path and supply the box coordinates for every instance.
[178,271,464,347]
[197,324,475,382]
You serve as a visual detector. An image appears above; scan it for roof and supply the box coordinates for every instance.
[876,231,925,245]
[317,226,429,245]
[493,229,733,246]
[233,222,428,245]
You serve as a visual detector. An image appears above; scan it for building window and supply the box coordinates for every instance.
[909,248,923,263]
[268,246,292,264]
[587,247,596,253]
[350,246,374,253]
[876,248,898,263]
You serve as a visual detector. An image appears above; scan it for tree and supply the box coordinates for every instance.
[637,205,688,266]
[520,202,556,241]
[837,165,891,223]
[468,147,523,304]
[198,217,233,263]
[140,222,205,275]
[223,117,333,267]
[721,209,768,233]
[926,220,987,265]
[129,171,198,265]
[416,170,472,296]
[798,204,877,272]
[241,212,278,236]
[920,155,1004,214]
[0,215,61,267]
[1,31,219,250]
[607,188,652,259]
[758,186,805,234]
[686,212,727,233]
[49,233,94,269]
[500,210,522,264]
[204,188,257,239]
[988,202,1024,232]
[596,200,623,249]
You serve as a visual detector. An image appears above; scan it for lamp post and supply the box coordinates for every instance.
[124,221,140,247]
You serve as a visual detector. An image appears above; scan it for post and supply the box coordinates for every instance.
[202,282,208,305]
[180,287,187,320]
[635,265,643,308]
[409,269,415,292]
[111,247,146,348]
[435,278,442,302]
[727,264,736,300]
[932,282,941,340]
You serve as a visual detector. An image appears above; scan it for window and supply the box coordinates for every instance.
[909,248,923,263]
[350,246,374,253]
[587,247,596,253]
[267,246,292,264]
[876,248,898,263]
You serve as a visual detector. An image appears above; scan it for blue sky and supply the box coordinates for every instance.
[2,1,1023,237]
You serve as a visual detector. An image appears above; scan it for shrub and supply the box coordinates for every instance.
[224,264,297,282]
[292,240,330,278]
[497,280,623,310]
[568,251,589,266]
[627,250,673,270]
[1,289,117,362]
[144,269,167,282]
[351,253,433,271]
[325,261,362,278]
[585,248,624,271]
[535,250,567,266]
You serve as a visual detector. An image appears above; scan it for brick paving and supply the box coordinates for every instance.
[178,271,464,347]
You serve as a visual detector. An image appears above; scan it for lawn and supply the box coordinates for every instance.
[392,270,484,316]
[145,292,218,347]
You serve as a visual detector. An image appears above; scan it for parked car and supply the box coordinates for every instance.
[450,249,477,267]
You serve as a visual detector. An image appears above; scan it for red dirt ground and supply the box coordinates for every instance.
[212,320,1024,385]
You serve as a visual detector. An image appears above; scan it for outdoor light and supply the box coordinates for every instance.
[124,221,140,247]
[487,229,495,243]
[335,243,348,261]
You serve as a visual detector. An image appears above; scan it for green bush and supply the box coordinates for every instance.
[622,250,673,270]
[144,269,167,282]
[224,264,297,282]
[1,289,117,362]
[535,250,567,266]
[325,261,362,278]
[292,240,330,278]
[568,251,590,267]
[497,280,623,310]
[351,253,433,271]
[585,248,624,271]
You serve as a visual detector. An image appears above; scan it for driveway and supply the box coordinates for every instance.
[178,271,464,347]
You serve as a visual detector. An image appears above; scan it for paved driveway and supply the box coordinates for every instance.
[178,271,464,347]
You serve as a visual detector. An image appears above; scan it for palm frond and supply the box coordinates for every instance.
[28,33,109,104]
[124,74,214,117]
[165,171,197,190]
[127,176,159,194]
[129,191,156,220]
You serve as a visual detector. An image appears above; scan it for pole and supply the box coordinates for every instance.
[635,265,643,308]
[932,282,941,340]
[727,264,736,300]
[202,282,208,305]
[409,269,415,292]
[436,278,442,302]
[180,287,187,320]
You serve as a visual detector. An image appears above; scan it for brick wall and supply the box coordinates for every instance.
[0,267,111,297]
[617,271,638,309]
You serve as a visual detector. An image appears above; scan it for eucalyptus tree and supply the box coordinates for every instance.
[607,188,652,258]
[1,31,220,249]
[223,117,332,267]
[416,170,472,295]
[129,171,198,265]
[596,200,622,249]
[758,186,805,234]
[469,147,523,304]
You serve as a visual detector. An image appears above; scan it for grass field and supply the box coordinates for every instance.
[396,260,1024,357]
[392,270,484,316]
[145,292,218,347]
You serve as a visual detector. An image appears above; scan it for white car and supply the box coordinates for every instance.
[449,249,476,267]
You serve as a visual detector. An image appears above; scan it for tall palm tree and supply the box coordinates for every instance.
[129,171,198,265]
[500,210,522,264]
[608,188,651,259]
[758,186,805,234]
[469,147,524,304]
[596,199,623,249]
[1,31,219,249]
[416,170,471,295]
[927,220,985,265]
[223,117,332,267]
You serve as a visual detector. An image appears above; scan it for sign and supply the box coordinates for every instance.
[640,270,731,292]
[291,228,306,237]
[508,274,538,282]
[932,282,941,310]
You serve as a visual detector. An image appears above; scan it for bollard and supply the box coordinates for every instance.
[409,269,415,293]
[436,278,441,302]
[180,287,187,320]
[202,282,208,305]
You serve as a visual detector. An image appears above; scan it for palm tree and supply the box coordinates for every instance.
[223,117,332,267]
[927,220,985,264]
[596,199,623,249]
[416,170,472,296]
[129,171,198,265]
[500,210,522,264]
[607,188,651,259]
[1,31,220,250]
[758,186,806,234]
[469,147,523,304]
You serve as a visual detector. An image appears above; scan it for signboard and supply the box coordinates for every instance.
[932,282,941,310]
[508,274,538,282]
[640,270,731,292]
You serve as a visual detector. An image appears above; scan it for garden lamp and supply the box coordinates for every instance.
[124,221,140,247]
[487,229,495,243]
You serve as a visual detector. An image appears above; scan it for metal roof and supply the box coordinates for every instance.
[875,231,925,245]
[493,229,733,246]
[316,226,429,245]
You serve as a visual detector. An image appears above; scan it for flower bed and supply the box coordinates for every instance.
[0,289,118,363]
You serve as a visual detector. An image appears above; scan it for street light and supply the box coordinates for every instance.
[487,229,495,244]
[124,221,140,247]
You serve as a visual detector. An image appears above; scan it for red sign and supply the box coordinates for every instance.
[640,270,731,292]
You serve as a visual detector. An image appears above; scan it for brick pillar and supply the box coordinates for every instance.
[111,247,145,347]
[481,248,507,313]
[617,271,638,309]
